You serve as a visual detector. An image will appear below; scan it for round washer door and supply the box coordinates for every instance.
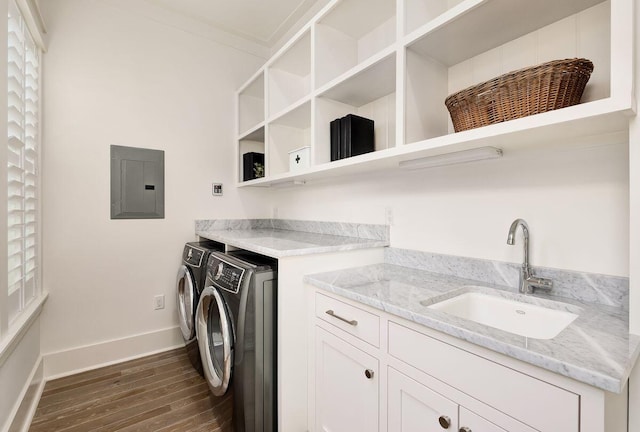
[176,265,197,342]
[196,286,233,396]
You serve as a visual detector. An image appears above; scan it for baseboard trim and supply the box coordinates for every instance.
[3,356,44,432]
[43,326,184,380]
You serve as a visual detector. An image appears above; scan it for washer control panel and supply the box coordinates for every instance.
[183,245,205,267]
[206,255,245,294]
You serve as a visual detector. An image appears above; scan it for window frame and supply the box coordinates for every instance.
[0,0,46,358]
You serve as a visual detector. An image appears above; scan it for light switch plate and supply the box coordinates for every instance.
[212,183,223,196]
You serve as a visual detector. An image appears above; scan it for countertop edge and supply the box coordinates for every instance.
[196,230,389,258]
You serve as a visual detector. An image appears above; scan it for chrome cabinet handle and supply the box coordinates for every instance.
[438,415,451,429]
[364,369,374,379]
[459,427,472,432]
[325,310,358,326]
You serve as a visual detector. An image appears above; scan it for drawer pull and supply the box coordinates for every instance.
[364,369,374,379]
[459,428,472,432]
[438,415,451,429]
[325,310,358,326]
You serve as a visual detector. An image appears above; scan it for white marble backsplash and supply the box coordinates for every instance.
[195,219,255,231]
[385,248,629,310]
[195,219,389,241]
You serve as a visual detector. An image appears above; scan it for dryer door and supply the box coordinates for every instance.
[176,265,197,342]
[196,286,233,396]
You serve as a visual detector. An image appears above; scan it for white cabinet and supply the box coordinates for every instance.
[272,248,385,432]
[308,289,627,432]
[315,292,380,347]
[459,408,509,432]
[387,322,578,431]
[387,367,459,432]
[388,367,533,432]
[236,0,634,186]
[314,326,379,432]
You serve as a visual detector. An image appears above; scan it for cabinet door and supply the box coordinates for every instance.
[458,408,507,432]
[458,407,536,432]
[315,326,379,432]
[388,367,459,432]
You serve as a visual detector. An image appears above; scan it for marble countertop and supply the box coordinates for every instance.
[304,263,640,393]
[196,229,388,258]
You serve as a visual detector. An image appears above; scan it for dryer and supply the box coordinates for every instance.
[196,250,277,432]
[176,240,223,375]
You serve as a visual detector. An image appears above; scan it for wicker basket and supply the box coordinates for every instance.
[444,58,594,132]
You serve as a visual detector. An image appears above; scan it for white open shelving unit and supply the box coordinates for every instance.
[235,0,634,187]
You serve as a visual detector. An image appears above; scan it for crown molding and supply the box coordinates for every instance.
[100,0,270,59]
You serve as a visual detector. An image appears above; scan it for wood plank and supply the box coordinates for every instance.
[113,392,219,432]
[156,391,234,432]
[30,348,231,432]
[41,350,190,397]
[31,375,207,430]
[35,360,198,417]
[42,349,185,392]
[37,357,194,407]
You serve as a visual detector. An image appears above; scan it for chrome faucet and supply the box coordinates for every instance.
[506,219,553,294]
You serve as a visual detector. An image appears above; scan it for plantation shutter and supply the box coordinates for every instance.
[7,0,40,324]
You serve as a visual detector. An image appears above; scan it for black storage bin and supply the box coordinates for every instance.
[330,118,341,161]
[242,152,265,181]
[330,114,374,161]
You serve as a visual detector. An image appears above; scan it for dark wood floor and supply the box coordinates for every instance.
[30,348,233,432]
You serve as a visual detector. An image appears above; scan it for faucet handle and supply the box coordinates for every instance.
[526,275,553,292]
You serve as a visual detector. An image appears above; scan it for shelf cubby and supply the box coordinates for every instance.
[238,72,265,135]
[315,0,396,89]
[239,126,265,182]
[315,54,396,165]
[404,0,465,36]
[405,0,606,67]
[268,31,311,117]
[268,101,312,176]
[405,0,612,145]
[235,0,631,188]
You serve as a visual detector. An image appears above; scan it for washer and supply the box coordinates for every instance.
[176,240,223,375]
[196,250,277,432]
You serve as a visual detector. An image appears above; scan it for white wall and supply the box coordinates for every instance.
[625,0,639,427]
[271,139,629,277]
[38,0,270,364]
[629,0,640,336]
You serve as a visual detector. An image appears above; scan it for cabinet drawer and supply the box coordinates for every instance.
[316,293,380,347]
[388,322,579,432]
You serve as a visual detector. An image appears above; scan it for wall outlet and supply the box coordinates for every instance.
[385,207,394,226]
[154,294,165,310]
[272,207,278,219]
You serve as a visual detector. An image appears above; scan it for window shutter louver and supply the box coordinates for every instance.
[7,0,40,324]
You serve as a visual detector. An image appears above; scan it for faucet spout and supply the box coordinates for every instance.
[507,218,530,268]
[506,218,552,294]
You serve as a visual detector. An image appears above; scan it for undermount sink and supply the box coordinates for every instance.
[426,290,578,340]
